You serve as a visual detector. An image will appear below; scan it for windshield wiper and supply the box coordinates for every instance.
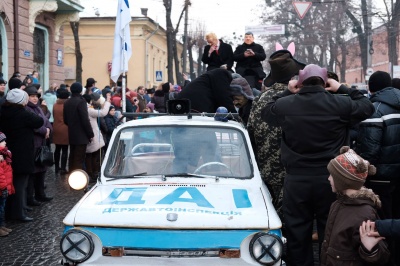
[106,172,222,182]
[106,172,149,181]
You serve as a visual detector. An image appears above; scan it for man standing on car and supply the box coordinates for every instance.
[261,64,375,266]
[233,32,266,90]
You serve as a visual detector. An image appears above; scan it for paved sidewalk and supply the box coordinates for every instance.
[0,168,83,266]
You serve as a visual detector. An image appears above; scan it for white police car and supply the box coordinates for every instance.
[60,101,284,266]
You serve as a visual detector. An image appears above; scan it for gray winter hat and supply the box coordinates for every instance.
[6,89,29,105]
[230,77,254,100]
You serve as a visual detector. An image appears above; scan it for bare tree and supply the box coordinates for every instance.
[163,0,187,84]
[376,0,400,74]
[70,21,83,83]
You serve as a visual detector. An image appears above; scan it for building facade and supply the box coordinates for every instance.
[63,16,183,90]
[0,0,83,91]
[340,24,399,85]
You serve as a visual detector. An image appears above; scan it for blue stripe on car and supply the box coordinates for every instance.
[63,227,281,249]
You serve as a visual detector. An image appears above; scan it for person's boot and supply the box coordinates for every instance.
[27,197,41,206]
[55,165,60,174]
[0,228,9,237]
[1,227,12,233]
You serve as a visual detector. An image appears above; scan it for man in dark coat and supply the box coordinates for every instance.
[201,32,234,72]
[63,82,94,172]
[356,71,400,265]
[356,71,400,220]
[261,64,375,266]
[233,32,266,90]
[0,89,43,222]
[177,68,236,113]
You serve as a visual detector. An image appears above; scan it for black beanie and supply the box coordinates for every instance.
[70,82,83,93]
[8,78,23,90]
[368,71,392,92]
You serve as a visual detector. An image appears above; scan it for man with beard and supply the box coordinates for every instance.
[228,76,254,126]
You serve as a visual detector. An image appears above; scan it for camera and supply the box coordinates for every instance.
[133,99,138,102]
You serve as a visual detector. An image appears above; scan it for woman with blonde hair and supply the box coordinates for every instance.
[202,32,234,72]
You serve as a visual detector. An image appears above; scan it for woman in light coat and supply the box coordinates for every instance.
[85,93,111,182]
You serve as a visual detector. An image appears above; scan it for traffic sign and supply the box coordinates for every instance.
[366,68,374,75]
[245,25,285,35]
[156,71,162,82]
[293,2,312,19]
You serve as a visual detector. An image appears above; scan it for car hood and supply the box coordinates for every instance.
[64,183,281,229]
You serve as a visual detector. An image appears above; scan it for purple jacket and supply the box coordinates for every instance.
[26,101,53,173]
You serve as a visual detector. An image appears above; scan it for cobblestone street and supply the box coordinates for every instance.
[0,166,321,266]
[0,168,83,266]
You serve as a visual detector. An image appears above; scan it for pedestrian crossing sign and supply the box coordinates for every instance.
[156,71,162,82]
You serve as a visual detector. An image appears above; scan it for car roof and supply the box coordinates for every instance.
[119,115,245,130]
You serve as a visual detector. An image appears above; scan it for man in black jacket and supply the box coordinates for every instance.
[356,71,400,220]
[177,68,236,114]
[63,82,94,172]
[233,32,266,90]
[261,64,374,266]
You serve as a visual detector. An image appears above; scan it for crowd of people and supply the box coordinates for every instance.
[0,72,170,234]
[0,31,399,266]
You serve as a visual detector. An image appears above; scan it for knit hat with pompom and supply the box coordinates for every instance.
[327,146,376,192]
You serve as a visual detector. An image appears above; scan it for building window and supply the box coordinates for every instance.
[33,25,49,91]
[0,17,7,82]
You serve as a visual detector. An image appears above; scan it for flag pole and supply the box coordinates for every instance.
[111,0,132,122]
[122,27,126,121]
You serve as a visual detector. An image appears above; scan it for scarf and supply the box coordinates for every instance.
[0,146,12,164]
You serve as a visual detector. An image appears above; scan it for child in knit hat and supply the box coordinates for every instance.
[320,146,390,265]
[0,132,14,236]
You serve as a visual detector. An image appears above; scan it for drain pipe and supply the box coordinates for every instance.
[145,22,159,87]
[14,0,20,71]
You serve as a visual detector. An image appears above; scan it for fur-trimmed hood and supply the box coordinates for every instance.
[339,186,381,209]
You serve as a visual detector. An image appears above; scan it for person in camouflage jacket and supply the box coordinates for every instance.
[247,49,305,219]
[248,83,287,217]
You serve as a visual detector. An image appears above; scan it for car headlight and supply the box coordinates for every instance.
[68,170,89,190]
[60,229,94,263]
[249,232,283,265]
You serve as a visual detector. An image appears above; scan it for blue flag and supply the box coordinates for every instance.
[111,0,132,82]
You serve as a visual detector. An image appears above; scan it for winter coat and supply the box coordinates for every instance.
[375,219,400,239]
[41,91,57,122]
[104,113,120,145]
[0,103,43,175]
[233,41,266,79]
[320,188,390,266]
[86,101,110,153]
[137,93,147,112]
[63,93,94,145]
[26,101,53,173]
[177,68,237,113]
[262,85,374,175]
[0,147,14,195]
[247,83,287,207]
[356,87,400,183]
[202,39,234,71]
[52,99,69,145]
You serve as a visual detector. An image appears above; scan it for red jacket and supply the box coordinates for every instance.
[0,150,14,194]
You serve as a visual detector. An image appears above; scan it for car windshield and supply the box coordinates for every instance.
[104,125,253,179]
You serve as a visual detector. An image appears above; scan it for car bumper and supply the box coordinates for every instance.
[61,256,283,265]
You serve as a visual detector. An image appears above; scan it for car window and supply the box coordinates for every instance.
[104,125,253,179]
